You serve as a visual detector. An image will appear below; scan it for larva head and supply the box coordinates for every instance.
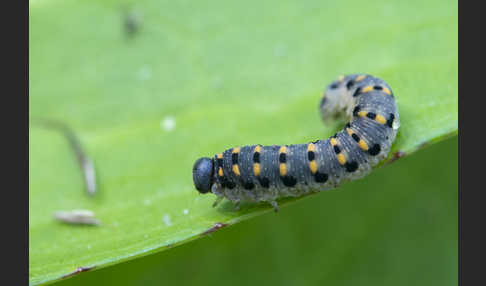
[320,77,347,121]
[192,157,214,194]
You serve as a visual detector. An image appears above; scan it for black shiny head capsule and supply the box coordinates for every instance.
[192,157,214,194]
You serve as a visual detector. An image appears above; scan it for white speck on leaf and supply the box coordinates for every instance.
[183,209,189,215]
[274,43,287,57]
[162,214,172,226]
[212,76,223,89]
[160,116,176,132]
[138,65,152,81]
[144,199,151,206]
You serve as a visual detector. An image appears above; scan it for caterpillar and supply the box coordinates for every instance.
[192,74,400,212]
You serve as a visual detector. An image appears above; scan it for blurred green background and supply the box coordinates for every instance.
[29,0,457,285]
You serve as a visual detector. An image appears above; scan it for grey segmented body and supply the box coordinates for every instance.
[192,74,400,212]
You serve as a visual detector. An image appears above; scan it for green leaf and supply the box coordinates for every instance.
[29,0,457,284]
[49,137,460,286]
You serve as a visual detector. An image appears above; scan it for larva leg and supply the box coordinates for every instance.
[269,200,279,212]
[233,201,241,211]
[212,196,224,208]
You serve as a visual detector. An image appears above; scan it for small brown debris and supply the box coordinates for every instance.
[387,151,406,164]
[201,222,228,236]
[61,266,94,279]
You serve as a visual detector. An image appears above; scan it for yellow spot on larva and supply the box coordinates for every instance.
[337,153,346,165]
[232,147,241,154]
[279,146,287,154]
[358,111,368,117]
[253,163,261,176]
[254,145,262,153]
[358,140,369,151]
[217,153,223,159]
[362,85,373,93]
[338,75,345,82]
[218,167,223,177]
[307,143,315,152]
[279,163,287,176]
[355,75,366,82]
[346,128,353,136]
[382,87,391,95]
[232,164,240,176]
[375,115,387,124]
[330,138,338,146]
[309,161,318,174]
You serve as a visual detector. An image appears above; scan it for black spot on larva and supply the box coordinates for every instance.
[217,158,223,167]
[253,152,260,163]
[225,179,236,189]
[333,145,341,154]
[281,175,297,187]
[330,83,339,89]
[312,139,321,144]
[220,181,227,188]
[219,178,229,188]
[351,133,360,142]
[243,181,255,190]
[279,153,287,163]
[366,112,377,120]
[258,177,270,188]
[374,85,383,90]
[368,144,381,156]
[386,113,395,128]
[308,151,315,161]
[353,87,361,97]
[346,80,354,90]
[231,153,238,164]
[314,172,328,183]
[231,153,238,165]
[345,161,359,172]
[353,105,361,116]
[345,122,351,129]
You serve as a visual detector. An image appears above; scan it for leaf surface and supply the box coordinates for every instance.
[29,0,457,284]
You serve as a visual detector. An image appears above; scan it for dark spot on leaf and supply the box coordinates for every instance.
[202,222,228,235]
[61,266,94,279]
[419,142,429,149]
[387,151,406,164]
